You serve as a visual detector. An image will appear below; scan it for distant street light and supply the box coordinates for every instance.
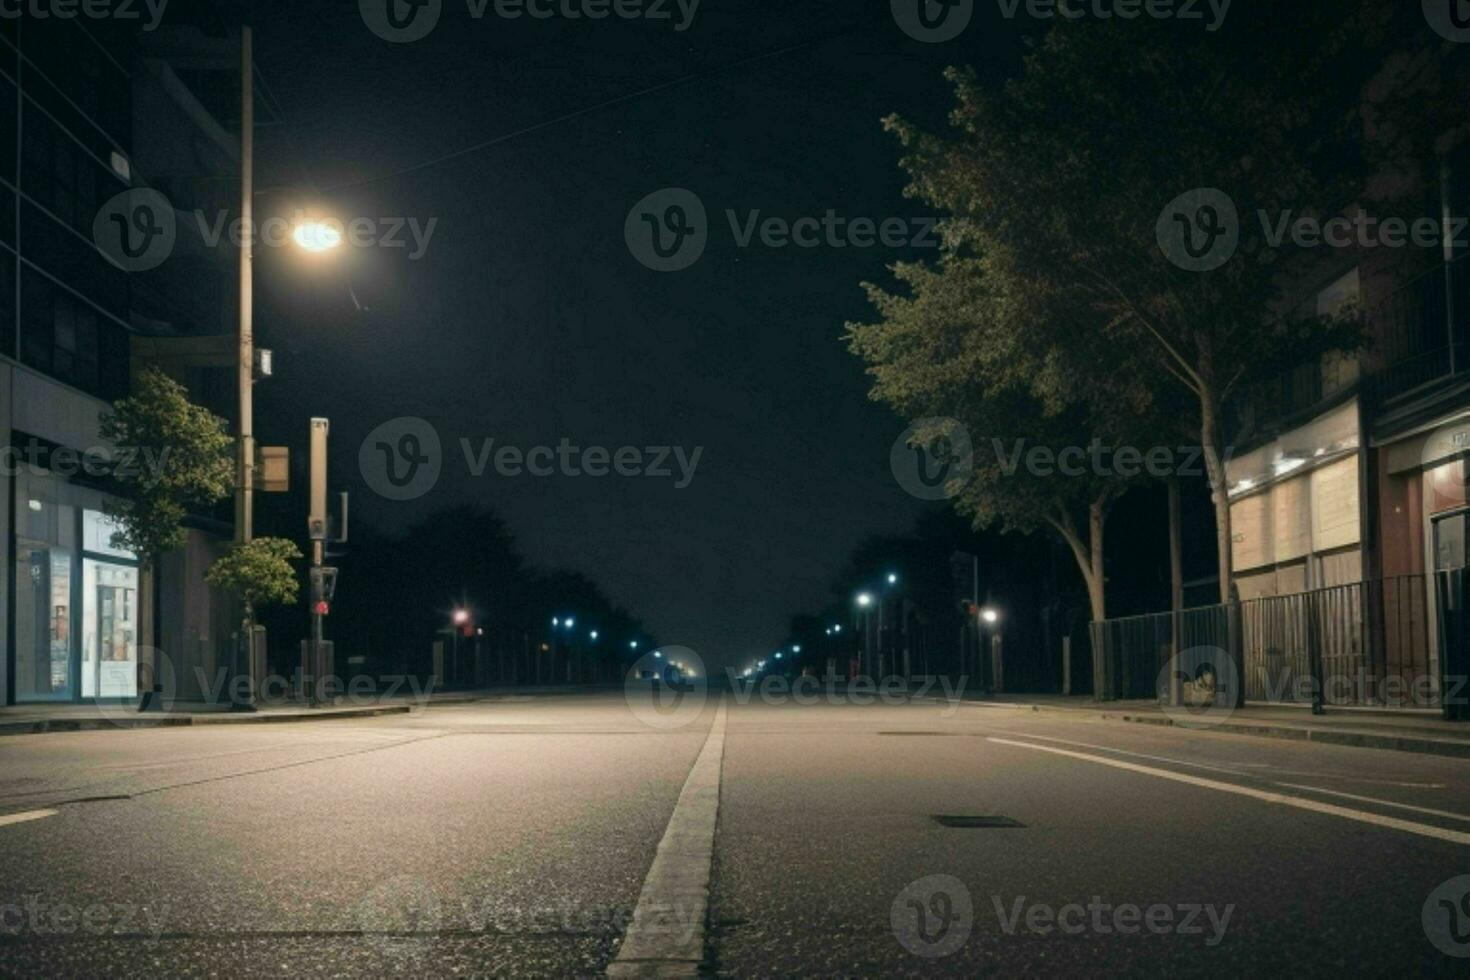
[856,592,873,608]
[565,617,575,628]
[452,609,469,626]
[630,640,639,650]
[590,630,599,640]
[887,572,899,585]
[982,607,1000,624]
[552,617,560,627]
[792,644,801,653]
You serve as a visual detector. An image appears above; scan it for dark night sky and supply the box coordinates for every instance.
[240,1,1030,666]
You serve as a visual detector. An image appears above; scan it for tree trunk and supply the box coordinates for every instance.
[1168,476,1184,615]
[1088,498,1107,622]
[1198,387,1234,605]
[1049,497,1109,624]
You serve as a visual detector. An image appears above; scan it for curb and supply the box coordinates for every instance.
[0,703,416,737]
[1113,712,1470,759]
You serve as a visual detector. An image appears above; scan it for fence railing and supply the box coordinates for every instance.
[1089,574,1442,710]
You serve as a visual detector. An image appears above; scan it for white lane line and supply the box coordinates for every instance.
[0,809,58,827]
[1274,783,1470,823]
[608,699,727,978]
[987,737,1470,846]
[985,730,1250,776]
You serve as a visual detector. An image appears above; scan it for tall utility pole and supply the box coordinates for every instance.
[308,418,329,704]
[236,25,254,545]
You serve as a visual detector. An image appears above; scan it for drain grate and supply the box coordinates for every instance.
[931,814,1025,829]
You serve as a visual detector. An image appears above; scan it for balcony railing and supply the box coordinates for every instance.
[1363,255,1469,405]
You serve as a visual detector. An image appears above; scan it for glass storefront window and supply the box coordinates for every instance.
[14,476,141,701]
[14,542,72,701]
[83,508,134,559]
[82,559,138,698]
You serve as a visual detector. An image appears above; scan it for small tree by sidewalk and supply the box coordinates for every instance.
[99,367,234,567]
[206,538,303,698]
[99,368,234,672]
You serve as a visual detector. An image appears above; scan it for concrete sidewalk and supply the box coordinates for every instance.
[954,693,1470,758]
[0,687,569,737]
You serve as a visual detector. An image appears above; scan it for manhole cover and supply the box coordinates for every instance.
[931,814,1025,828]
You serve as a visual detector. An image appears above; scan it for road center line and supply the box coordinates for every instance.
[987,737,1470,846]
[0,808,58,827]
[608,698,727,978]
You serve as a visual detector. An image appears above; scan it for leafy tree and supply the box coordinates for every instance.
[848,254,1153,620]
[206,537,303,626]
[98,367,233,567]
[876,10,1373,603]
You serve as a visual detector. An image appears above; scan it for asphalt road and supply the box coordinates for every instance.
[0,689,1467,977]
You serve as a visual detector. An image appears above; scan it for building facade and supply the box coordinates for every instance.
[1,13,241,706]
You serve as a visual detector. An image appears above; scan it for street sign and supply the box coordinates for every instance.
[258,446,289,492]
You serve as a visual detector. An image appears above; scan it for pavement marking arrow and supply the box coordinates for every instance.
[608,698,727,978]
[987,737,1470,846]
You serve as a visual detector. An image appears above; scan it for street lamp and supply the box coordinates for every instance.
[590,630,599,640]
[887,572,899,585]
[982,607,999,624]
[293,219,343,253]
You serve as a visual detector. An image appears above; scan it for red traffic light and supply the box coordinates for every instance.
[314,601,330,616]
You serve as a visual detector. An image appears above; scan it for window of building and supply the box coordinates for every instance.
[21,107,108,238]
[1317,267,1362,395]
[18,268,114,396]
[0,252,15,361]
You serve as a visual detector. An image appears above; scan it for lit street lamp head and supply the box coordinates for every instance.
[856,592,873,607]
[292,220,343,252]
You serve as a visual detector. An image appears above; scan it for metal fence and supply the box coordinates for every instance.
[1089,574,1441,710]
